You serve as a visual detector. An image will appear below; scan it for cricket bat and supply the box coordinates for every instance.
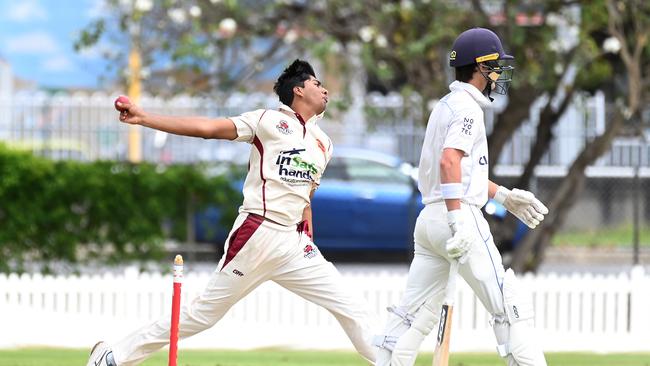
[432,260,459,366]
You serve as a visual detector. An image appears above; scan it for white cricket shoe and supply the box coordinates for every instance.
[86,341,117,366]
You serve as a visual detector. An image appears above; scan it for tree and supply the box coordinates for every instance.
[76,0,312,96]
[511,0,650,272]
[77,1,649,271]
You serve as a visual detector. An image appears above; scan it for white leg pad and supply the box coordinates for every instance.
[390,300,439,366]
[373,305,416,366]
[375,346,393,366]
[503,269,534,324]
[492,269,547,366]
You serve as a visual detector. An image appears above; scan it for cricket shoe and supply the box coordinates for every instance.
[86,341,117,366]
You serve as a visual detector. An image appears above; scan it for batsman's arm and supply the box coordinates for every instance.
[440,148,464,212]
[488,180,500,199]
[488,179,549,228]
[116,99,238,140]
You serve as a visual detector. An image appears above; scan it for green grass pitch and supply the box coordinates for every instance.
[0,348,648,366]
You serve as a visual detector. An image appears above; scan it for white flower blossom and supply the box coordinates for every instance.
[284,29,299,44]
[134,0,153,12]
[168,8,187,24]
[400,0,414,11]
[375,35,388,48]
[545,12,561,26]
[189,5,202,18]
[603,36,621,54]
[219,18,237,38]
[359,26,374,43]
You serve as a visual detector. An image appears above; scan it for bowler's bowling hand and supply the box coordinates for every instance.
[114,95,146,125]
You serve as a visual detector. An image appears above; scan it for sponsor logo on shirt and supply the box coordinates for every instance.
[276,120,293,135]
[479,155,488,165]
[275,148,319,185]
[462,117,474,136]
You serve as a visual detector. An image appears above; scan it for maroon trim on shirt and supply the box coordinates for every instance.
[294,113,306,138]
[220,214,264,271]
[250,110,268,216]
[252,136,266,216]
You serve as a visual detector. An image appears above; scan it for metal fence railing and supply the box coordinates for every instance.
[2,89,640,170]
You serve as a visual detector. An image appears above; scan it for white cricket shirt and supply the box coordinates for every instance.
[229,104,333,226]
[418,81,491,207]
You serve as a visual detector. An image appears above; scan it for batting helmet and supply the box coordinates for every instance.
[449,28,513,67]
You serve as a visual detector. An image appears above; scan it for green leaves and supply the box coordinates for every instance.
[0,144,240,273]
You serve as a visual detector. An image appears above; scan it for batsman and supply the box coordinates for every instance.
[373,28,549,366]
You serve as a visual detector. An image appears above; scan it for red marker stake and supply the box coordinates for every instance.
[169,255,183,366]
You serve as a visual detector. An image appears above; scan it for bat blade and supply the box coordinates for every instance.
[431,303,454,366]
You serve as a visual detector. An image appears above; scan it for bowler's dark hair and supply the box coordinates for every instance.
[455,63,476,82]
[274,59,316,106]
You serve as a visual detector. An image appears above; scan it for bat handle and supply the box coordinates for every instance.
[443,260,460,305]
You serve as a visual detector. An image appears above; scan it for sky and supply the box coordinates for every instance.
[0,0,110,90]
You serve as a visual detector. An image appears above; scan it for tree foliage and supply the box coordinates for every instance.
[511,0,650,271]
[75,1,650,271]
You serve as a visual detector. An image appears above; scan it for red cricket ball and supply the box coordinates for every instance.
[114,95,130,112]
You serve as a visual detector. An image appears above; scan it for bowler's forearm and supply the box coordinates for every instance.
[140,113,237,140]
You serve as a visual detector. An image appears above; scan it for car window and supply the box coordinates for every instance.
[322,157,349,181]
[343,157,412,186]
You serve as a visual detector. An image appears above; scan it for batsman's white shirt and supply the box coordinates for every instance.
[376,81,508,366]
[230,104,333,225]
[418,80,490,207]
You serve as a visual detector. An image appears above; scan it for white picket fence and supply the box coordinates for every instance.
[1,265,649,353]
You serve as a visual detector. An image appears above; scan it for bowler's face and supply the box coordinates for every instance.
[302,76,329,114]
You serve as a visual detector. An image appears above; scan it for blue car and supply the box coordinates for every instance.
[311,147,423,251]
[194,148,424,252]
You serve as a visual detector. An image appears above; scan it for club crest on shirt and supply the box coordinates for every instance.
[276,120,293,135]
[303,244,319,259]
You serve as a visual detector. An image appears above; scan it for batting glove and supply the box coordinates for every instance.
[445,210,475,264]
[494,186,549,229]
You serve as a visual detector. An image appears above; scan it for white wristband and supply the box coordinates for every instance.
[446,209,463,223]
[493,186,510,204]
[441,183,463,199]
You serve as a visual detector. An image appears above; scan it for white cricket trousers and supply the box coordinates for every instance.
[379,202,507,359]
[112,212,378,365]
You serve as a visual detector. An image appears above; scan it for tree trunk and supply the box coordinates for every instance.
[487,85,539,178]
[515,87,575,190]
[511,111,626,273]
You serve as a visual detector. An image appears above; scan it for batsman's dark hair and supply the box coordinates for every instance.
[274,59,316,106]
[455,63,477,83]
